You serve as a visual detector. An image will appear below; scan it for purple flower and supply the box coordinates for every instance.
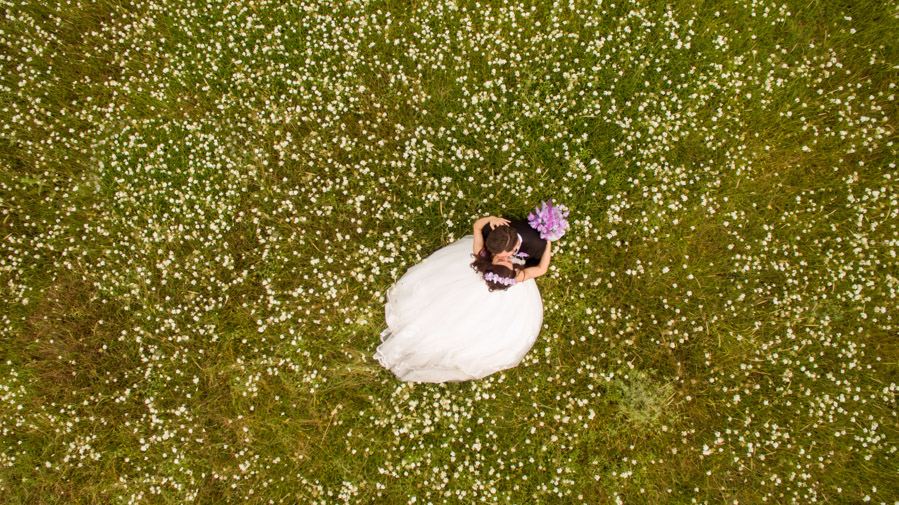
[527,199,569,241]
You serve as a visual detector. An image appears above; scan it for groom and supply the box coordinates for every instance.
[482,216,546,268]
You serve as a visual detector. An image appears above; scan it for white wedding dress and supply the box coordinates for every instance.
[374,235,543,383]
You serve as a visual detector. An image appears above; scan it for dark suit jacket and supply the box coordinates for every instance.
[481,217,546,268]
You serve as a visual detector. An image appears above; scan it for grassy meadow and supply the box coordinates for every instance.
[1,0,897,503]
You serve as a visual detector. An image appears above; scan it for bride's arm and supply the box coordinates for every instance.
[515,241,552,282]
[472,217,489,254]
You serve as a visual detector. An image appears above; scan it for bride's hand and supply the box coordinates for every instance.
[486,216,510,229]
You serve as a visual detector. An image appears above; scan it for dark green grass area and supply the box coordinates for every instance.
[1,0,897,503]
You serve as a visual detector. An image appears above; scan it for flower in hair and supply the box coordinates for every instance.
[484,271,516,286]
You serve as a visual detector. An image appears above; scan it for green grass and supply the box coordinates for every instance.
[1,0,897,503]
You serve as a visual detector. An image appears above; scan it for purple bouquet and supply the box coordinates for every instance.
[527,199,570,241]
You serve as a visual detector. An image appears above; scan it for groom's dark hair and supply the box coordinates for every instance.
[485,225,516,255]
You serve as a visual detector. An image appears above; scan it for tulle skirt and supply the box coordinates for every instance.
[374,235,543,383]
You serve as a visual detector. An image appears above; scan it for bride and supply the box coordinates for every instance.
[374,215,553,383]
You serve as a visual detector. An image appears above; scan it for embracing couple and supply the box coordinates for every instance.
[374,214,553,383]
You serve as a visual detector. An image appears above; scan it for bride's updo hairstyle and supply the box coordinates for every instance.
[471,225,519,292]
[481,264,518,292]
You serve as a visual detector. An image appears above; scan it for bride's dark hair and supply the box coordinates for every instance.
[471,225,520,292]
